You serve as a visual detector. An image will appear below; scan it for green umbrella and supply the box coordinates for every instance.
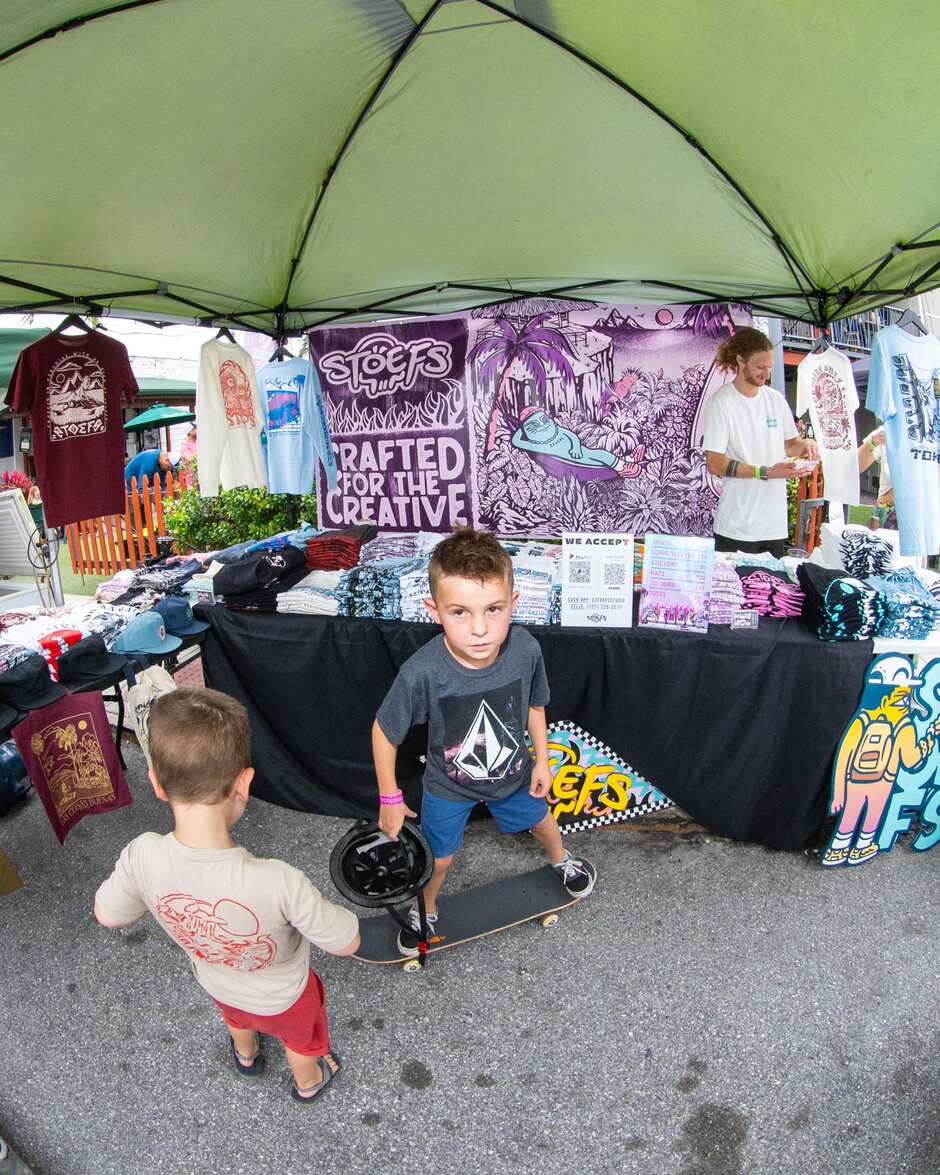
[0,2,938,330]
[123,404,195,432]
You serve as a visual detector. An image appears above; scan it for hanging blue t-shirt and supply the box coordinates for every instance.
[257,357,337,494]
[866,324,940,556]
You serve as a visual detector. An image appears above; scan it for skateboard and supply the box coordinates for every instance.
[354,860,596,972]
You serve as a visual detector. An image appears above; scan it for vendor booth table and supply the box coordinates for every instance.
[199,608,871,851]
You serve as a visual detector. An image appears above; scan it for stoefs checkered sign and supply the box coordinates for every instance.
[543,720,672,834]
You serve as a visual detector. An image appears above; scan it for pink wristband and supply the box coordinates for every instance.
[379,790,404,806]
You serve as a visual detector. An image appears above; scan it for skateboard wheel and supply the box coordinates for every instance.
[402,958,423,973]
[542,914,559,928]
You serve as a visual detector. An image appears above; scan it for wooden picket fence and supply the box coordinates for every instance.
[793,464,825,553]
[65,471,183,576]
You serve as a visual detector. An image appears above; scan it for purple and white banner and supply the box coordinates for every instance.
[309,318,473,531]
[309,301,751,536]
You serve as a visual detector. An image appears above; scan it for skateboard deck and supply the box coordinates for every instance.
[354,860,596,969]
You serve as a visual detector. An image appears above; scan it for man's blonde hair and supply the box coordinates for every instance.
[148,688,251,804]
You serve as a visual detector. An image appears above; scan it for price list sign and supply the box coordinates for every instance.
[638,534,715,634]
[561,533,634,628]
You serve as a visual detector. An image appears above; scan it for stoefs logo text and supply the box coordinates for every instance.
[319,333,452,399]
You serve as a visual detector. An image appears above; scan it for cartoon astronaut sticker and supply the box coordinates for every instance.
[822,654,940,867]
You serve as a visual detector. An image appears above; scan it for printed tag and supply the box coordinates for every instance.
[731,610,759,630]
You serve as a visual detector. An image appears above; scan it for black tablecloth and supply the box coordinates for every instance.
[199,608,872,850]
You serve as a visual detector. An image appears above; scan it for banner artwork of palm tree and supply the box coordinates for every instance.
[468,303,735,537]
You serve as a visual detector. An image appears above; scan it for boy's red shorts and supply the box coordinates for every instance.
[213,968,330,1056]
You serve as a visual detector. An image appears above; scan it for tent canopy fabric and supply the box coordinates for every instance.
[0,329,48,390]
[1,1,938,336]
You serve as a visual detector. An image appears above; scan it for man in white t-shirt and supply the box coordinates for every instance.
[703,327,820,558]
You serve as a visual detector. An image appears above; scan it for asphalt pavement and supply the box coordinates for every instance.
[0,741,938,1175]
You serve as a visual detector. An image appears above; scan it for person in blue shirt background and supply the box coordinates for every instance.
[125,449,181,491]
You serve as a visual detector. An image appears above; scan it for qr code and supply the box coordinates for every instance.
[569,559,591,584]
[604,562,626,587]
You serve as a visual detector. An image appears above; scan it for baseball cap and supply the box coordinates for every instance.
[167,450,182,466]
[0,702,23,732]
[0,654,67,710]
[154,596,209,636]
[57,634,128,687]
[112,611,182,656]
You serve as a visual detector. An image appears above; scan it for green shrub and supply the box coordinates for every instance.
[164,460,317,551]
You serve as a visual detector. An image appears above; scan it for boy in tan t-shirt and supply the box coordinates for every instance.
[95,688,360,1104]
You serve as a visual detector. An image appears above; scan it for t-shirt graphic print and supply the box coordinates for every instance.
[220,359,257,428]
[442,683,523,785]
[48,350,107,439]
[155,893,276,970]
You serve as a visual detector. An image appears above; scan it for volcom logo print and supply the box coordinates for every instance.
[442,682,523,784]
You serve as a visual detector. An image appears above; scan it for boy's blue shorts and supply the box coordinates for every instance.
[420,785,549,859]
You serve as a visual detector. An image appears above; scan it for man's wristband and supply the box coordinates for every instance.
[379,790,404,807]
[868,437,877,452]
[755,466,768,480]
[726,459,738,479]
[753,465,760,480]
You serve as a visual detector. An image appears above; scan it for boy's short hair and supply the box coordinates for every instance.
[148,688,251,804]
[428,528,513,599]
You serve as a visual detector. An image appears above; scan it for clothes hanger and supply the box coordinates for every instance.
[808,327,831,354]
[894,307,928,336]
[53,313,103,334]
[214,326,236,343]
[269,343,294,362]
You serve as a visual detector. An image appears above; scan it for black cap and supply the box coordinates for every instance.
[57,635,128,687]
[0,655,67,710]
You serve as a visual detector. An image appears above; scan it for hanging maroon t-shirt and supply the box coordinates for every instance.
[5,330,137,526]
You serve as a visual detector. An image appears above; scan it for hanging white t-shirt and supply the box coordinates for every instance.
[866,324,940,556]
[702,382,798,543]
[795,349,860,505]
[196,339,267,496]
[256,356,338,494]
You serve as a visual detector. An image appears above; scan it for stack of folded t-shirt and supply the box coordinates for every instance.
[796,563,888,641]
[214,547,308,612]
[359,532,441,563]
[305,524,378,572]
[864,568,940,641]
[511,556,556,625]
[276,570,343,616]
[95,569,137,602]
[840,527,897,578]
[738,569,804,618]
[705,560,747,624]
[336,557,428,619]
[550,582,562,625]
[399,561,433,623]
[915,567,940,605]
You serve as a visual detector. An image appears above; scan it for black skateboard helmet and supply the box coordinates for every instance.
[329,818,432,909]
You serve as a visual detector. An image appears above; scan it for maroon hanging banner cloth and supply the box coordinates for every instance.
[13,691,131,843]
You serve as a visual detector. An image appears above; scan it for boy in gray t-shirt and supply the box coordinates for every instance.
[373,528,594,956]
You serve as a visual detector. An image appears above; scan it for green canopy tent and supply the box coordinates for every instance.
[1,1,938,336]
[0,329,47,392]
[123,404,196,432]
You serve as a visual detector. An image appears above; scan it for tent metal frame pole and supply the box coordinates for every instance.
[0,1,167,65]
[274,1,445,325]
